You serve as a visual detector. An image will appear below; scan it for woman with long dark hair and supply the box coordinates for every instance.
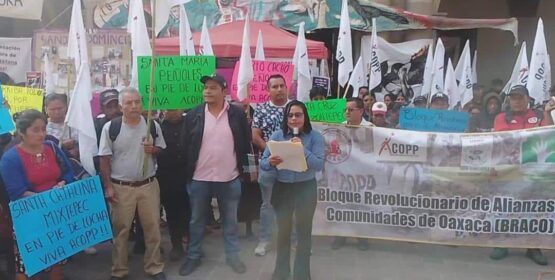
[260,100,325,280]
[0,109,74,280]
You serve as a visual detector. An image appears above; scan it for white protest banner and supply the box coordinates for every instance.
[0,37,32,83]
[0,0,44,20]
[361,36,431,100]
[314,124,555,249]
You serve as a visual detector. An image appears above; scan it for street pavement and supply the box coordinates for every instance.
[2,223,555,280]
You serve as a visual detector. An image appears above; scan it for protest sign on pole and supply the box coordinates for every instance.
[137,55,216,109]
[230,60,294,103]
[1,85,44,114]
[0,84,15,134]
[314,124,555,248]
[0,37,32,84]
[399,107,469,132]
[306,99,347,123]
[9,176,112,276]
[312,76,330,96]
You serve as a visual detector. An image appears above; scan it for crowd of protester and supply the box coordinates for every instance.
[1,69,555,280]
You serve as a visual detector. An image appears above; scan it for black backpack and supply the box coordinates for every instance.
[108,117,158,143]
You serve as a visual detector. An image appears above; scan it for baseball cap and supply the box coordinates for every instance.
[508,85,529,96]
[100,89,119,106]
[372,102,387,114]
[431,92,449,103]
[200,74,227,89]
[413,96,427,104]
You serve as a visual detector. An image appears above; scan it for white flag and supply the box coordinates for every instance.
[472,50,478,84]
[293,22,311,102]
[237,17,253,101]
[444,58,459,109]
[179,5,195,56]
[348,56,366,97]
[368,18,381,92]
[66,62,98,176]
[127,0,152,88]
[43,53,55,95]
[336,0,352,87]
[420,43,434,97]
[255,30,266,60]
[431,38,445,98]
[154,0,193,36]
[527,18,551,104]
[67,0,88,71]
[502,42,529,95]
[456,40,473,107]
[199,17,214,56]
[66,0,97,176]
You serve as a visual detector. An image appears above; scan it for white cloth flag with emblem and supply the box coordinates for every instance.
[502,42,529,95]
[456,40,473,107]
[237,16,253,101]
[444,58,459,109]
[199,17,214,56]
[127,0,152,89]
[420,43,433,97]
[527,18,551,104]
[67,0,88,70]
[255,30,266,60]
[336,0,352,87]
[154,0,193,36]
[349,56,366,97]
[66,0,97,176]
[430,38,445,98]
[179,5,195,56]
[368,18,381,92]
[293,22,311,102]
[43,53,55,95]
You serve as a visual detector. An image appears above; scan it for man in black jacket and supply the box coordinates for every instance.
[179,74,250,276]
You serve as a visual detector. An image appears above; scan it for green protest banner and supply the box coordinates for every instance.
[306,99,346,123]
[137,55,216,109]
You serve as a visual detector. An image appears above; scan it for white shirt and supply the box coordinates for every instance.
[343,119,374,126]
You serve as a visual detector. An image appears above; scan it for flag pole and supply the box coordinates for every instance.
[59,59,73,148]
[143,0,158,176]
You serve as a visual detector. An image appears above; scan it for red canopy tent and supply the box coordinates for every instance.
[155,20,328,59]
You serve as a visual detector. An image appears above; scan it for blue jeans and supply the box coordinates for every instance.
[258,181,275,243]
[187,178,242,260]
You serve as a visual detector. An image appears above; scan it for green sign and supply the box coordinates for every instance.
[306,99,346,124]
[138,55,216,110]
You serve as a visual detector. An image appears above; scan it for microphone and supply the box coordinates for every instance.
[292,127,299,138]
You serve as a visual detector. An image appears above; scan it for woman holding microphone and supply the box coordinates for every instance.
[260,100,325,280]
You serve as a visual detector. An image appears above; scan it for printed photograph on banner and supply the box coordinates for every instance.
[460,134,494,168]
[373,128,428,163]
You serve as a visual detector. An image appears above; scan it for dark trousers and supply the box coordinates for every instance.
[158,175,190,248]
[271,179,317,280]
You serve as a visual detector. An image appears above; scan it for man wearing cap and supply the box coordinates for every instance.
[95,89,122,148]
[98,87,167,280]
[371,102,388,127]
[412,96,427,108]
[179,74,250,276]
[429,93,450,110]
[489,85,555,265]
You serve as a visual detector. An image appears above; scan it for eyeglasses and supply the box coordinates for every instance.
[345,108,361,112]
[373,114,385,118]
[287,112,304,119]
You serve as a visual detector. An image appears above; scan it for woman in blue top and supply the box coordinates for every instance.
[0,109,74,280]
[260,100,325,280]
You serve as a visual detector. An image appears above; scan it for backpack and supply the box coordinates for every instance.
[108,116,158,142]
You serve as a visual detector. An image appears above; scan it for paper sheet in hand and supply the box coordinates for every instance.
[267,141,308,172]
